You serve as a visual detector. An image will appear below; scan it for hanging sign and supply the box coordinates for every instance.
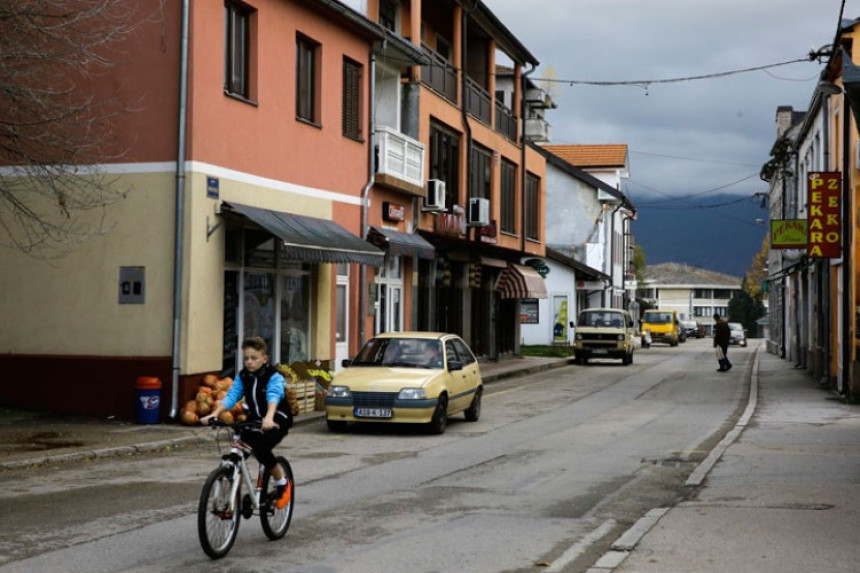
[770,219,807,249]
[807,172,841,258]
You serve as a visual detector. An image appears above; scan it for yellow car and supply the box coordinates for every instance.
[325,332,483,434]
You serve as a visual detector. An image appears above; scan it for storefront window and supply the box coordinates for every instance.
[280,273,310,364]
[243,272,276,353]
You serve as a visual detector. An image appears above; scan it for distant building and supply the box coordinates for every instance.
[638,263,742,335]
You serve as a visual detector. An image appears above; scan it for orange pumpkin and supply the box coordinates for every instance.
[218,411,235,424]
[180,409,199,425]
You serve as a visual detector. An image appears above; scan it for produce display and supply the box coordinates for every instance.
[180,374,244,426]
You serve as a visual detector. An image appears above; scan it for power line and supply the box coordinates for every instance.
[537,57,815,89]
[632,173,760,206]
[629,150,760,167]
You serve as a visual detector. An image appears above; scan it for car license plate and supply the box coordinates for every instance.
[354,407,392,418]
[592,349,608,355]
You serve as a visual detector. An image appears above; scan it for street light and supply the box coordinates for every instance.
[817,80,843,96]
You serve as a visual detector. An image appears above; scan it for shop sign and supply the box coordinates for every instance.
[520,298,539,323]
[435,205,465,237]
[807,172,841,258]
[383,201,405,222]
[770,219,807,249]
[479,220,498,244]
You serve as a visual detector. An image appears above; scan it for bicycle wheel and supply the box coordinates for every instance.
[260,456,294,540]
[198,466,241,559]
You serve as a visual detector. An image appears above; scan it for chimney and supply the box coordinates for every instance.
[775,106,794,138]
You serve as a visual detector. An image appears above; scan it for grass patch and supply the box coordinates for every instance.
[519,345,575,358]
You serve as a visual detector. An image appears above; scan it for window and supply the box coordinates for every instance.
[379,0,398,32]
[297,34,320,123]
[525,173,540,240]
[500,159,516,233]
[694,288,712,299]
[429,121,460,210]
[470,143,492,200]
[713,289,733,300]
[342,57,362,140]
[694,306,711,317]
[225,1,251,98]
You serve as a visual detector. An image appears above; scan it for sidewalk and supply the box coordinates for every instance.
[0,355,569,470]
[595,347,860,573]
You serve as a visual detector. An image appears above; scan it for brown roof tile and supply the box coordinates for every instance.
[542,144,628,168]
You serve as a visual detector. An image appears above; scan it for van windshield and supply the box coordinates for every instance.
[643,312,673,324]
[578,311,624,328]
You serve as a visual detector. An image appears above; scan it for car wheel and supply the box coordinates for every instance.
[741,341,747,347]
[428,395,448,434]
[326,419,348,432]
[464,387,482,422]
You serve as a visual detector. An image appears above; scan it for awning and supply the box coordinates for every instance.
[497,264,548,299]
[367,226,436,259]
[480,256,508,268]
[223,202,384,266]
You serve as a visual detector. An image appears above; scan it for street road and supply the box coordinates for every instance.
[0,339,752,572]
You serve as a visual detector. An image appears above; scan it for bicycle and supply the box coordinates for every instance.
[197,419,294,559]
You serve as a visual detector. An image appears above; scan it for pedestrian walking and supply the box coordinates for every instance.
[713,313,732,372]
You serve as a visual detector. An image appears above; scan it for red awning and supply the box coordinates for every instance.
[497,264,547,299]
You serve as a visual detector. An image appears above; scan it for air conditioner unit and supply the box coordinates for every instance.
[467,197,490,226]
[423,179,446,212]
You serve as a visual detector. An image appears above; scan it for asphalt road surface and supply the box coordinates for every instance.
[0,339,751,572]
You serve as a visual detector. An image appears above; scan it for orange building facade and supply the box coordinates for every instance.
[0,0,547,419]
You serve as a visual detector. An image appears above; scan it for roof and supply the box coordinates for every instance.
[540,144,628,169]
[530,144,632,208]
[641,262,742,287]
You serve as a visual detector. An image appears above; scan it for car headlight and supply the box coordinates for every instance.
[327,385,352,398]
[617,334,625,341]
[575,333,583,341]
[397,387,428,400]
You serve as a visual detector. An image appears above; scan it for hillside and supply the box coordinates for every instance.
[631,193,767,278]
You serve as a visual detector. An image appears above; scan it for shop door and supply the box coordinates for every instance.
[335,270,349,371]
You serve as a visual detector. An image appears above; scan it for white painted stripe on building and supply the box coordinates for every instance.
[0,161,365,206]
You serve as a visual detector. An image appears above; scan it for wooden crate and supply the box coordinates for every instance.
[291,380,317,414]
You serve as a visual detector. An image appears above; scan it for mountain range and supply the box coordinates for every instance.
[631,193,767,279]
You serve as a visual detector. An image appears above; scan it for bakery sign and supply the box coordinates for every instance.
[383,201,405,222]
[807,172,841,258]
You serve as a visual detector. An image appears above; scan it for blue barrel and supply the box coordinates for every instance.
[134,377,162,424]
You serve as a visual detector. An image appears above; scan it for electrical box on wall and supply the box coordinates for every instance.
[118,266,145,304]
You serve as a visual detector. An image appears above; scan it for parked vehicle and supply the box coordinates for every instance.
[678,323,687,343]
[681,320,701,339]
[640,309,680,346]
[728,322,747,347]
[325,332,483,434]
[572,308,636,365]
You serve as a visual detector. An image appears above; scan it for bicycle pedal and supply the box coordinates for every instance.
[241,494,254,519]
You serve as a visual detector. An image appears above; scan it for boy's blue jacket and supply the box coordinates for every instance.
[222,363,292,427]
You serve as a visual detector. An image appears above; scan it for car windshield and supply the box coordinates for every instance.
[350,337,443,369]
[728,323,744,332]
[578,311,624,328]
[643,312,672,324]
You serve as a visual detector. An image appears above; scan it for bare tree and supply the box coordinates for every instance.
[0,0,148,258]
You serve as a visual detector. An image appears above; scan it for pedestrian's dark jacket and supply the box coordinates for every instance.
[713,321,730,347]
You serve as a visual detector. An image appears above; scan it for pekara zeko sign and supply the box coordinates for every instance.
[807,172,842,258]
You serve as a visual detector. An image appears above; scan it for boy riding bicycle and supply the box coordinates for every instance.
[201,336,293,508]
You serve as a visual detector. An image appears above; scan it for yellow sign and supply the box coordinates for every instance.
[770,219,807,249]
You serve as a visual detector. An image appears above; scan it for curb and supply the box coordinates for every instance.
[0,359,567,470]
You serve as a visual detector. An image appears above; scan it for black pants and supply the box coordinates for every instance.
[717,343,731,369]
[241,424,288,470]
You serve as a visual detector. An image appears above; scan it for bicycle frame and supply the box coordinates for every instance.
[220,430,264,514]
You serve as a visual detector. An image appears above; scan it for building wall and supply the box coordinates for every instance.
[520,260,576,346]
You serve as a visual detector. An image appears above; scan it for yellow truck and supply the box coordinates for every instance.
[641,309,680,347]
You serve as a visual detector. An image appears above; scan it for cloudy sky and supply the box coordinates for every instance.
[487,0,846,217]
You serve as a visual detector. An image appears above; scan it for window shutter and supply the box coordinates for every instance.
[342,59,361,139]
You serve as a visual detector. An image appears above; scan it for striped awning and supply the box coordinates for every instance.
[223,202,384,266]
[497,264,548,299]
[367,226,436,259]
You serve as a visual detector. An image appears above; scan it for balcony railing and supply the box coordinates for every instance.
[495,100,517,141]
[465,77,491,124]
[421,46,457,103]
[375,125,425,189]
[524,117,550,142]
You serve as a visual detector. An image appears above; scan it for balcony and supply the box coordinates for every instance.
[421,46,457,103]
[465,77,491,124]
[495,100,517,141]
[524,117,550,142]
[375,125,425,195]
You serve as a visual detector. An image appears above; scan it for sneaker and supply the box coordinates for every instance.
[275,481,292,509]
[725,363,733,371]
